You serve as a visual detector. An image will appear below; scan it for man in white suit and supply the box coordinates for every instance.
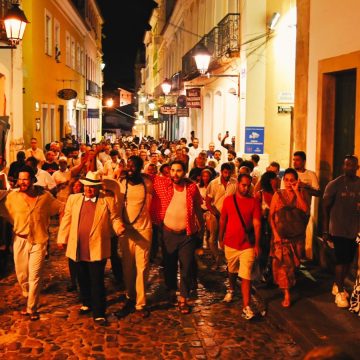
[57,171,124,326]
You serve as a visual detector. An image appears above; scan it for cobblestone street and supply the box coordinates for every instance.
[0,226,304,359]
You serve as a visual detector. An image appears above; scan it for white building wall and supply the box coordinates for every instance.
[307,0,360,170]
[1,48,24,163]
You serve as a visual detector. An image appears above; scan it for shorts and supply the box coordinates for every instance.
[331,236,357,265]
[224,246,255,280]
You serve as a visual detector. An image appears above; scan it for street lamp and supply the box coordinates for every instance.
[161,78,172,95]
[193,44,211,75]
[268,12,281,31]
[1,2,29,49]
[193,44,240,96]
[105,98,114,107]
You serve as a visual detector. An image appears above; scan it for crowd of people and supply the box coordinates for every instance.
[0,133,358,326]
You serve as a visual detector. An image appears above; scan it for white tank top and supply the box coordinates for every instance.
[163,187,187,231]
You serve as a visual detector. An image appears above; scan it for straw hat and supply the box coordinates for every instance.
[79,171,102,186]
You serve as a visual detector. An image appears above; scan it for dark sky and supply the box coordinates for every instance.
[97,0,157,92]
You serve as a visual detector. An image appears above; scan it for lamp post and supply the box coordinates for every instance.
[1,2,29,49]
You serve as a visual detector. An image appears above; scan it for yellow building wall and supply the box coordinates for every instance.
[265,0,297,168]
[22,0,85,148]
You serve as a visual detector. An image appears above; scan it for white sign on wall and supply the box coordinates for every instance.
[277,92,294,104]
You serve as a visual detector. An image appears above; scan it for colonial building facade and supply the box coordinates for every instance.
[22,0,103,150]
[142,0,359,259]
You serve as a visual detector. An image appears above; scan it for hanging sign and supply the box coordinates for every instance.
[186,88,201,108]
[160,105,177,115]
[177,107,189,117]
[57,88,77,100]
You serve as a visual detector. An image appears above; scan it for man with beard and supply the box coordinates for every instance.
[219,173,261,319]
[323,155,360,308]
[205,163,238,269]
[0,166,64,320]
[151,160,204,314]
[116,156,153,318]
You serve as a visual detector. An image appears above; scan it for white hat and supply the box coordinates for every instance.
[59,156,68,162]
[79,171,102,186]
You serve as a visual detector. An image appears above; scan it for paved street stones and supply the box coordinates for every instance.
[0,231,304,359]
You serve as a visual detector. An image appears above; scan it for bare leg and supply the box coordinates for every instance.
[228,272,238,292]
[282,289,291,307]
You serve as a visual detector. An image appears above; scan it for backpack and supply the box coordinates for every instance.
[273,190,308,239]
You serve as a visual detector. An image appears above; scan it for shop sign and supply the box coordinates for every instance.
[177,95,187,108]
[160,105,177,115]
[57,88,77,100]
[87,108,99,118]
[186,88,201,108]
[177,107,189,117]
[244,126,264,154]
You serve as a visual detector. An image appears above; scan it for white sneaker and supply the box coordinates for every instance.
[223,291,234,303]
[242,306,255,320]
[332,283,349,297]
[335,292,350,308]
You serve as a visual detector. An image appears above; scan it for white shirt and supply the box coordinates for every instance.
[36,168,57,190]
[53,168,71,185]
[189,146,202,159]
[206,176,237,212]
[297,169,320,190]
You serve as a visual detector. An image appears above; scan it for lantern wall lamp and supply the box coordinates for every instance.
[0,1,29,49]
[193,44,240,97]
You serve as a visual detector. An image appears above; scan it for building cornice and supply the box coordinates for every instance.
[52,0,88,37]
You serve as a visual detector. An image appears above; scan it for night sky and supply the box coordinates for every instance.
[97,0,157,92]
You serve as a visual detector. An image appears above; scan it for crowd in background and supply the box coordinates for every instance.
[0,132,358,325]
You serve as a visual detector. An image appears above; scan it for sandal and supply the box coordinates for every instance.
[30,312,40,321]
[20,308,29,316]
[178,301,191,315]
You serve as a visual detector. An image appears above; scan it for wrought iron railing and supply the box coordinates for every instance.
[182,13,240,80]
[218,13,240,57]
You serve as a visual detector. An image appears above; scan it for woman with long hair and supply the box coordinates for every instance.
[255,171,279,283]
[269,168,308,307]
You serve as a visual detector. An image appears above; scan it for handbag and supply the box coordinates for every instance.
[273,190,308,239]
[233,195,255,245]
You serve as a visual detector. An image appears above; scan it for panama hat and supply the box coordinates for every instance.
[79,171,102,186]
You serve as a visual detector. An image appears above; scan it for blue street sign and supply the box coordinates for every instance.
[244,126,264,154]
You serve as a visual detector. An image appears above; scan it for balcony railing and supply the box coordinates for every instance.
[86,80,101,97]
[218,13,240,57]
[182,13,240,80]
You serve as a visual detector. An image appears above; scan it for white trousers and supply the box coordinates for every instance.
[120,228,152,310]
[13,236,47,313]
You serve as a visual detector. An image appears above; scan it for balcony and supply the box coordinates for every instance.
[86,80,101,97]
[182,13,240,80]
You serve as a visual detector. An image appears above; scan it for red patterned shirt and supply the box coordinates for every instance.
[151,175,202,235]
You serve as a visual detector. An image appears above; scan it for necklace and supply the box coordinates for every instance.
[122,177,147,225]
